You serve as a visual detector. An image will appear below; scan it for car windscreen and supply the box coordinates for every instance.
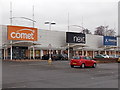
[83,56,92,60]
[103,55,106,56]
[72,56,80,59]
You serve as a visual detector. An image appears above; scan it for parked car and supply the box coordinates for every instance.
[70,56,97,68]
[94,54,109,58]
[102,54,109,58]
[52,54,68,60]
[60,54,68,60]
[42,54,49,60]
[42,54,68,60]
[94,54,104,58]
[51,54,60,60]
[109,55,119,58]
[118,57,120,63]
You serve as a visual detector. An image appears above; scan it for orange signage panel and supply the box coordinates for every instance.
[7,25,38,41]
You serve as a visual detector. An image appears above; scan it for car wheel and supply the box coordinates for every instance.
[81,63,85,68]
[92,63,96,68]
[71,65,74,68]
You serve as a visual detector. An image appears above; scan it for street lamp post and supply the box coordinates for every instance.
[45,21,56,64]
[48,44,52,60]
[9,2,36,60]
[45,21,56,30]
[70,25,85,32]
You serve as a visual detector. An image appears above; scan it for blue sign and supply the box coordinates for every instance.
[104,36,117,46]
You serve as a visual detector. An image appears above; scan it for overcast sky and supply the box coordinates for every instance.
[0,0,119,33]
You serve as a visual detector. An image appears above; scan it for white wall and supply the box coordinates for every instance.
[35,29,66,50]
[1,25,8,46]
[36,30,103,50]
[85,34,103,50]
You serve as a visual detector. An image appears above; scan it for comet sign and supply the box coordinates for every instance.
[7,25,38,41]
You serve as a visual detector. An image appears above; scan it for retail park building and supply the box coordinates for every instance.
[0,25,120,60]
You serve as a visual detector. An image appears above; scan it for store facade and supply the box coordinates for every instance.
[1,25,120,60]
[2,25,39,60]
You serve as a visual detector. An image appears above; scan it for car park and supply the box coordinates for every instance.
[70,56,97,68]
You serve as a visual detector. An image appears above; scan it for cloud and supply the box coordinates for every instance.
[1,0,118,34]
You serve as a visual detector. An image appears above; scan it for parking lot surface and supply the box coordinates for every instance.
[2,60,119,88]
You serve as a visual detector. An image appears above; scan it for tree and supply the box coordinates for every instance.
[81,29,92,34]
[94,26,107,36]
[94,25,116,36]
[106,29,116,36]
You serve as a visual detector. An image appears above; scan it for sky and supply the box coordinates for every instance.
[0,0,119,34]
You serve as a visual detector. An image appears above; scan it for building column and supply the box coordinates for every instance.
[68,43,70,59]
[0,49,2,60]
[82,50,84,56]
[30,49,31,59]
[5,48,7,59]
[39,50,41,59]
[85,51,87,56]
[10,45,12,60]
[73,50,75,56]
[56,50,59,54]
[104,50,107,55]
[109,51,111,56]
[61,50,63,54]
[75,51,78,55]
[115,50,117,57]
[4,49,5,60]
[33,46,35,59]
[82,47,84,56]
[93,51,95,58]
[49,49,52,60]
[98,50,100,54]
[40,50,43,59]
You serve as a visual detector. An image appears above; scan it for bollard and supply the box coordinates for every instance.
[48,59,52,65]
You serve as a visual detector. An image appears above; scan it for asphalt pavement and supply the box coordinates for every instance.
[2,60,119,88]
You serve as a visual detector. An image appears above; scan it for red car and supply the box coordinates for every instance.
[70,56,97,68]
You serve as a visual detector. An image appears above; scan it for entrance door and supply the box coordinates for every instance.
[12,46,28,59]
